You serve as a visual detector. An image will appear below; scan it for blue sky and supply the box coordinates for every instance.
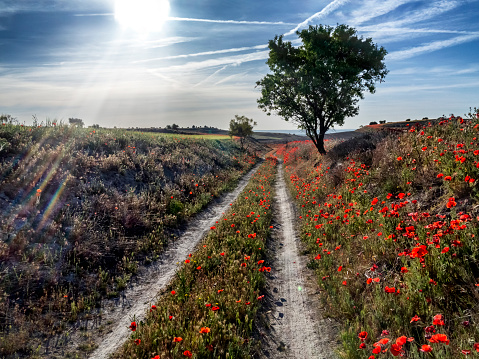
[1,0,479,130]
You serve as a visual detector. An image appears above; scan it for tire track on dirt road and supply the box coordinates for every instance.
[259,161,338,359]
[86,162,262,359]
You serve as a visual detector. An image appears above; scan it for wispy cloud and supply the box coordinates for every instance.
[168,17,295,25]
[348,0,412,25]
[284,0,351,36]
[388,33,479,60]
[151,50,269,74]
[133,44,268,63]
[74,13,294,25]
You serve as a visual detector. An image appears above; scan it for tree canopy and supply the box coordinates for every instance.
[229,115,256,150]
[256,24,388,154]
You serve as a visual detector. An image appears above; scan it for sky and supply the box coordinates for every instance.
[1,0,479,131]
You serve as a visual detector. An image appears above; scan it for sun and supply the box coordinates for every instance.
[114,0,170,34]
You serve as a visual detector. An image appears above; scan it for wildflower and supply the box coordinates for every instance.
[385,286,396,293]
[150,305,157,311]
[211,306,220,311]
[338,265,343,272]
[199,327,211,334]
[359,343,366,349]
[134,339,141,345]
[390,343,403,356]
[444,175,452,181]
[358,331,368,341]
[396,336,407,346]
[437,173,444,178]
[397,156,402,161]
[401,267,408,273]
[410,315,421,323]
[171,290,176,295]
[428,333,449,344]
[462,350,471,355]
[367,278,373,284]
[441,247,450,253]
[129,322,137,331]
[183,350,192,358]
[433,314,445,326]
[411,245,428,258]
[420,344,433,352]
[173,337,183,342]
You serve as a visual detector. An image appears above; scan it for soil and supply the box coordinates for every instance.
[256,161,340,359]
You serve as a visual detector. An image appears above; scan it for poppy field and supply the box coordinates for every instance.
[279,113,479,358]
[0,122,257,357]
[115,156,277,359]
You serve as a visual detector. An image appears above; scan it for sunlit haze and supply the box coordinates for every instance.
[1,0,479,130]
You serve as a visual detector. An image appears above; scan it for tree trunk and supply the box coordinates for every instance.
[314,133,326,154]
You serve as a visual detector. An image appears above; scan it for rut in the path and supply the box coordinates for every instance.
[260,161,338,359]
[87,162,262,359]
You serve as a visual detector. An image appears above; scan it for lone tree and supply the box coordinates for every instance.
[256,24,388,154]
[69,117,84,127]
[229,115,256,150]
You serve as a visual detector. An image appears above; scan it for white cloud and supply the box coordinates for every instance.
[133,44,268,63]
[388,33,479,60]
[149,50,269,75]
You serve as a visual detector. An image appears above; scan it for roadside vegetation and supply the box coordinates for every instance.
[279,111,479,358]
[0,120,257,357]
[115,156,277,359]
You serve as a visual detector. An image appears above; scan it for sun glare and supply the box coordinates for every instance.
[114,0,170,34]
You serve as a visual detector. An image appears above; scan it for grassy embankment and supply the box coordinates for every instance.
[279,115,479,358]
[0,121,257,357]
[116,156,278,359]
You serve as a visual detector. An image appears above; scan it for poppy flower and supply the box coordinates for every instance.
[433,314,445,326]
[173,337,183,342]
[199,327,211,334]
[367,278,373,284]
[401,267,408,273]
[338,265,343,272]
[183,351,192,358]
[410,315,421,323]
[396,336,407,346]
[134,339,141,345]
[211,306,220,311]
[385,286,396,293]
[462,350,471,355]
[474,343,479,352]
[420,344,433,352]
[390,343,403,356]
[359,343,366,349]
[372,345,381,354]
[358,331,368,341]
[129,322,137,331]
[429,334,449,344]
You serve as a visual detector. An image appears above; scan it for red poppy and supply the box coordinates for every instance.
[367,278,373,284]
[410,315,421,323]
[401,267,408,273]
[211,306,220,311]
[358,331,368,341]
[129,322,137,331]
[173,337,183,342]
[396,336,407,346]
[390,343,403,356]
[183,350,192,358]
[433,314,445,326]
[429,334,449,344]
[420,344,433,352]
[411,245,428,258]
[462,350,471,355]
[359,343,366,349]
[338,265,343,272]
[384,286,396,293]
[134,339,141,345]
[171,290,176,295]
[199,327,211,334]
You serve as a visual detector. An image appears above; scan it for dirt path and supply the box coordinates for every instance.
[74,163,262,359]
[258,161,338,359]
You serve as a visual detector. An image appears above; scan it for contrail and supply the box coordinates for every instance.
[74,13,294,25]
[284,0,351,36]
